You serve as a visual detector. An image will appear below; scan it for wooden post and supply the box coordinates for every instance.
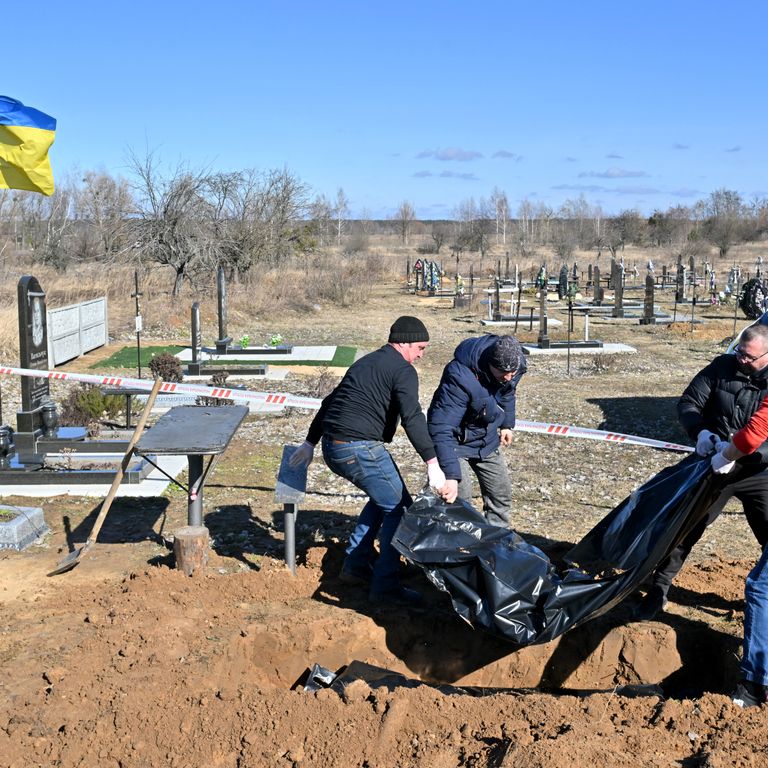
[174,525,209,576]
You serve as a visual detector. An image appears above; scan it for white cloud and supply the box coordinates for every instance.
[416,147,483,161]
[578,167,649,179]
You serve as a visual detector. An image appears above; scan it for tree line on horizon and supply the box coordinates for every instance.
[0,153,765,296]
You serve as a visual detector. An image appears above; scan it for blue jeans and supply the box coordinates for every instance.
[743,544,768,685]
[322,438,412,593]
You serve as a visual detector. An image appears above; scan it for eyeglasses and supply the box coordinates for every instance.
[735,345,768,364]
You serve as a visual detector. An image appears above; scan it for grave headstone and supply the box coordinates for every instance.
[640,274,656,325]
[676,262,686,302]
[12,275,89,464]
[593,265,603,305]
[611,259,624,318]
[689,256,697,303]
[493,278,502,322]
[558,264,568,300]
[215,266,232,354]
[189,302,203,375]
[537,285,549,348]
[17,275,51,433]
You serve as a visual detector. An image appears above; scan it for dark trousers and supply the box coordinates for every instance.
[652,465,768,594]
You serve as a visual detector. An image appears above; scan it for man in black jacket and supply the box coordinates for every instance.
[635,323,768,620]
[290,316,446,606]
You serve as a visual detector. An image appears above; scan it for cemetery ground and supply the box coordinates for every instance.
[2,269,768,766]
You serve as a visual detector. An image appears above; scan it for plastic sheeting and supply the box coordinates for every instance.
[393,454,723,646]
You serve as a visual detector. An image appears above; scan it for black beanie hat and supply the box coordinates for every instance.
[388,316,430,343]
[490,335,522,372]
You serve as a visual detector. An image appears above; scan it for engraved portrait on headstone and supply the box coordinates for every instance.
[17,275,50,415]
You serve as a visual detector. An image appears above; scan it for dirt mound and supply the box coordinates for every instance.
[1,554,766,767]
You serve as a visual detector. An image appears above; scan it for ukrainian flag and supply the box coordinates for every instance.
[0,96,56,196]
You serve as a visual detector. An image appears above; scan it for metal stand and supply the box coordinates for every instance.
[283,502,297,575]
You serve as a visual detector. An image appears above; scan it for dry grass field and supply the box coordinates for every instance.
[1,240,768,767]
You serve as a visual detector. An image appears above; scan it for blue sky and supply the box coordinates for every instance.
[8,1,768,219]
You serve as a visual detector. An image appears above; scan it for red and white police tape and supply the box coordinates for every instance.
[0,364,321,410]
[0,364,694,453]
[513,420,692,453]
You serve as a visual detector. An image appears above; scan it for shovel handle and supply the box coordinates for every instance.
[86,377,164,546]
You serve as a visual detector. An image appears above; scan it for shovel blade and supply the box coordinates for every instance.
[47,541,92,576]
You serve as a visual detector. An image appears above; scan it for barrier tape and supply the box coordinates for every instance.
[0,365,323,410]
[514,420,693,453]
[0,364,693,453]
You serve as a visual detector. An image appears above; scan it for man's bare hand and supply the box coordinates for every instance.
[440,478,459,504]
[499,428,514,446]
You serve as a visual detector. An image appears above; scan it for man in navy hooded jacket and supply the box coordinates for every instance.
[427,335,526,527]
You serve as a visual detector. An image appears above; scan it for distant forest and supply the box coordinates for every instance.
[1,154,765,296]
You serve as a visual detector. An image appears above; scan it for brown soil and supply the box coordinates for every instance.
[2,281,767,767]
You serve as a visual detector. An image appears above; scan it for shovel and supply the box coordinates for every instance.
[48,377,164,576]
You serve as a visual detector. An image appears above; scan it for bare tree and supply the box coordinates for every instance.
[395,200,416,245]
[309,194,333,248]
[18,179,77,270]
[127,150,213,296]
[207,167,310,280]
[431,221,450,253]
[334,187,349,247]
[646,206,689,248]
[77,171,133,262]
[558,194,600,250]
[490,187,509,245]
[0,190,22,267]
[701,188,746,259]
[454,197,488,253]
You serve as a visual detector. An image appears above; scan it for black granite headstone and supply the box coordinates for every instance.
[17,276,50,432]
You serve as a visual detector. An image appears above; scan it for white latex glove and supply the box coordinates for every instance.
[427,462,447,492]
[441,478,459,504]
[289,440,315,469]
[695,429,718,457]
[711,450,736,475]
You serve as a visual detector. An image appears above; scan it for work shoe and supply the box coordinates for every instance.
[368,585,422,607]
[732,680,768,708]
[339,560,373,585]
[631,586,669,621]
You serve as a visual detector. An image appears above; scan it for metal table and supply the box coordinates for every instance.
[135,405,248,526]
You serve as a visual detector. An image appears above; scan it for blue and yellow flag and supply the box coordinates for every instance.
[0,96,56,196]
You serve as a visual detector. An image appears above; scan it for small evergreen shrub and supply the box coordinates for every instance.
[59,384,124,435]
